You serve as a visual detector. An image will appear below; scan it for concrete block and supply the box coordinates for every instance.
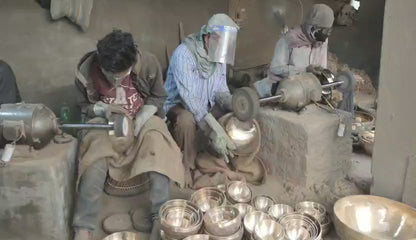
[257,105,352,187]
[0,138,77,240]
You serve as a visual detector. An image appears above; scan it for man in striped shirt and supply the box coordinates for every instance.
[164,14,239,186]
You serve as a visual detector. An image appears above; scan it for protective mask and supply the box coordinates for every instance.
[207,25,238,65]
[311,26,332,42]
[101,67,132,86]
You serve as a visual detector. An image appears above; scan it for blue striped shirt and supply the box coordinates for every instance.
[163,44,230,122]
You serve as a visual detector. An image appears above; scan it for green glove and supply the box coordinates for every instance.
[215,92,233,112]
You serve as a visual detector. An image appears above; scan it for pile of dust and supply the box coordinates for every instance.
[328,52,377,96]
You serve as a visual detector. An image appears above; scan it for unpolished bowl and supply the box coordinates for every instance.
[279,213,322,240]
[234,203,254,219]
[252,195,275,212]
[295,201,326,223]
[191,187,226,212]
[204,206,242,236]
[268,204,294,221]
[204,224,244,240]
[183,234,210,240]
[253,219,284,240]
[244,211,271,234]
[334,195,416,240]
[227,181,252,204]
[102,231,141,240]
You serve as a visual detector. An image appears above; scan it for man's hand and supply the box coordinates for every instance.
[134,105,158,136]
[306,65,324,75]
[93,101,109,117]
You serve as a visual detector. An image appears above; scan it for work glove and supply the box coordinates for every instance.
[201,113,236,163]
[93,101,109,117]
[306,65,324,75]
[134,105,158,136]
[215,92,233,112]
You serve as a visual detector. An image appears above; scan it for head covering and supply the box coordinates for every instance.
[184,14,239,78]
[304,4,334,28]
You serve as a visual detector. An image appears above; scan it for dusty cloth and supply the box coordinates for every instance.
[78,115,185,187]
[184,13,238,78]
[304,4,335,28]
[193,114,266,189]
[50,0,94,31]
[75,50,167,121]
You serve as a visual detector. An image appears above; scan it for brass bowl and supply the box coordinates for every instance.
[102,232,141,240]
[253,219,285,240]
[252,195,275,212]
[190,187,226,212]
[234,203,254,219]
[268,204,294,221]
[244,211,271,234]
[204,206,242,236]
[295,201,326,223]
[334,195,416,240]
[278,213,321,240]
[227,181,252,204]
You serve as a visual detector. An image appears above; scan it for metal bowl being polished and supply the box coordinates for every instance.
[253,219,285,240]
[295,201,326,223]
[190,187,226,212]
[279,213,322,240]
[183,234,210,240]
[244,211,272,234]
[102,231,141,240]
[159,199,203,239]
[204,206,242,236]
[225,117,257,148]
[268,204,294,221]
[234,203,254,219]
[204,224,244,240]
[227,181,252,204]
[252,195,275,212]
[334,195,416,240]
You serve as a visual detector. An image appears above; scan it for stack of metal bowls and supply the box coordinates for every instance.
[253,219,285,240]
[279,213,322,240]
[159,199,203,239]
[204,206,242,237]
[244,211,272,235]
[102,231,141,240]
[320,214,331,237]
[252,195,275,212]
[190,187,226,213]
[234,203,254,219]
[183,234,210,240]
[295,201,329,237]
[226,181,252,204]
[268,204,294,221]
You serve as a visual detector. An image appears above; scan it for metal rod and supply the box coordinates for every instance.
[59,123,113,129]
[321,81,344,88]
[259,93,283,103]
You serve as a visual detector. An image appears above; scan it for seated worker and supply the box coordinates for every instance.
[73,30,184,240]
[164,14,239,187]
[255,4,334,97]
[0,60,21,104]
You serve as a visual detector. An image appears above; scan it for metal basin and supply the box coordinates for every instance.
[204,206,242,236]
[102,232,141,240]
[253,219,284,240]
[190,187,226,212]
[234,203,254,219]
[334,195,416,240]
[268,204,294,221]
[252,195,275,212]
[244,211,271,234]
[295,201,326,223]
[227,181,252,204]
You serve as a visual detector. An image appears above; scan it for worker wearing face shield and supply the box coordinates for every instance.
[255,4,335,97]
[164,14,239,187]
[73,30,184,240]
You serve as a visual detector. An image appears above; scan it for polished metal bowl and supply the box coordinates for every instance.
[279,213,322,240]
[253,219,284,240]
[204,206,242,236]
[227,181,252,204]
[159,199,203,239]
[334,195,416,240]
[295,201,326,223]
[268,204,294,221]
[204,224,244,240]
[183,234,210,240]
[252,195,275,212]
[244,211,271,234]
[225,117,257,148]
[234,203,254,219]
[102,232,141,240]
[190,187,226,212]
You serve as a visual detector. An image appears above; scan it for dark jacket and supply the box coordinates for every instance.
[74,50,167,121]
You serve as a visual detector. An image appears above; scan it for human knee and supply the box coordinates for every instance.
[175,111,196,129]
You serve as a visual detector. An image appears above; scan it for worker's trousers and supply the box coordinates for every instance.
[72,159,170,231]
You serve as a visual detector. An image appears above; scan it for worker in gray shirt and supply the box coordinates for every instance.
[255,4,334,97]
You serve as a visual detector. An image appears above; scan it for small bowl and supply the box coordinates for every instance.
[183,234,210,240]
[244,211,271,234]
[252,195,275,212]
[102,231,141,240]
[204,206,242,236]
[204,224,244,240]
[191,187,226,212]
[227,181,252,204]
[279,213,322,240]
[234,203,254,219]
[253,219,284,240]
[268,204,295,221]
[295,201,326,223]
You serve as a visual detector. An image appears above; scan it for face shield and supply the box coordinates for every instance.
[207,25,238,65]
[310,26,333,42]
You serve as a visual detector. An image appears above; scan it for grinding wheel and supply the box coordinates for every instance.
[232,87,260,121]
[336,71,356,92]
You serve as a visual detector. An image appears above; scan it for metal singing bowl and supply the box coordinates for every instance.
[183,235,210,240]
[102,231,141,240]
[334,195,416,240]
[244,211,271,234]
[227,181,252,204]
[253,219,285,240]
[268,204,294,221]
[279,213,321,240]
[190,187,226,213]
[295,201,326,223]
[204,206,242,236]
[204,224,244,240]
[252,195,275,212]
[234,203,254,219]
